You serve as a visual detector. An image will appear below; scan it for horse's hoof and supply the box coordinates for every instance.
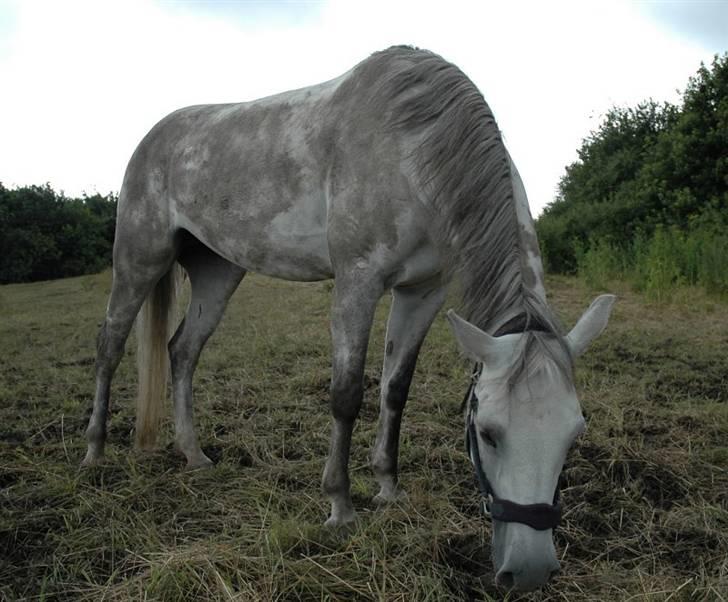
[185,455,214,470]
[324,510,357,529]
[373,492,406,505]
[80,452,104,467]
[373,485,408,505]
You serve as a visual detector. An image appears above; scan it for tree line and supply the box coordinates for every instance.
[0,183,117,284]
[536,54,728,297]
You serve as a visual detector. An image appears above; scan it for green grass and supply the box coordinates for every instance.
[1,271,727,601]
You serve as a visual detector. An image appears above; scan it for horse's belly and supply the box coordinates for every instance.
[175,196,334,282]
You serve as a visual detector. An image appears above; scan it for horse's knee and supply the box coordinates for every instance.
[382,378,410,412]
[381,353,418,407]
[168,324,198,378]
[329,377,364,421]
[95,319,130,375]
[168,339,189,375]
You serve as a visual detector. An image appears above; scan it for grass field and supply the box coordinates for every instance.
[1,270,727,601]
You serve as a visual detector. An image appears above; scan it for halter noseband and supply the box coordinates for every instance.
[464,363,562,531]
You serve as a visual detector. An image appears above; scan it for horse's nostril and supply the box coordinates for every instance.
[496,571,515,589]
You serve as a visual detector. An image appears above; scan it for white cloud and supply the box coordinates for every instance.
[0,0,720,214]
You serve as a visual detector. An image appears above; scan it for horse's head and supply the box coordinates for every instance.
[447,295,615,591]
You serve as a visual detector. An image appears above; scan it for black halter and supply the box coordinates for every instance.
[464,363,562,531]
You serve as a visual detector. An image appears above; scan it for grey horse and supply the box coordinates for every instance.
[82,46,615,591]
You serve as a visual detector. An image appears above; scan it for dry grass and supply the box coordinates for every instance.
[1,271,727,601]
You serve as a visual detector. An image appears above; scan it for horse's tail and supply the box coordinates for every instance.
[135,265,180,449]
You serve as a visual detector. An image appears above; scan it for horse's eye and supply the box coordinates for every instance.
[480,429,498,449]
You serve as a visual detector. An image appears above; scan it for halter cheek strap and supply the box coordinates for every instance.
[464,363,562,531]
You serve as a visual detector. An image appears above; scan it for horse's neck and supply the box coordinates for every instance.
[482,158,548,337]
[509,156,548,304]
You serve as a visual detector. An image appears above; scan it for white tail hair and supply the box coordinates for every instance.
[135,265,181,449]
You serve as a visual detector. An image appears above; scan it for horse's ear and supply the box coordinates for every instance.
[566,295,616,357]
[446,310,521,368]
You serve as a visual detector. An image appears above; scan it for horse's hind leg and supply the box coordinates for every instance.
[371,281,447,503]
[82,252,175,465]
[169,242,245,468]
[322,272,384,527]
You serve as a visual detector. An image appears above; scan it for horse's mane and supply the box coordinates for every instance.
[356,46,573,379]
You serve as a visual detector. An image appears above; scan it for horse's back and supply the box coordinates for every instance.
[117,74,352,279]
[116,49,438,283]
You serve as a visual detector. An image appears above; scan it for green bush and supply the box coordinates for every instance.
[0,183,117,283]
[642,226,684,301]
[536,53,728,299]
[576,237,623,290]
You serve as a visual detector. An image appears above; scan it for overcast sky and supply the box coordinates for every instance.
[0,0,726,215]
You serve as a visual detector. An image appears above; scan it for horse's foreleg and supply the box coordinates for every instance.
[371,281,447,503]
[322,274,383,527]
[170,245,245,469]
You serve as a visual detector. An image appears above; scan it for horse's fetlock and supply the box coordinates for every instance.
[322,473,347,497]
[85,423,105,443]
[371,452,394,478]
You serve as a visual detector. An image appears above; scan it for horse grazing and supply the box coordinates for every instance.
[82,46,615,591]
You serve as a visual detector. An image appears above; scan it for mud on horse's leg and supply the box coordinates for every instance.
[322,274,383,527]
[83,305,139,465]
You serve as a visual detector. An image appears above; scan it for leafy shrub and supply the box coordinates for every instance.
[576,237,623,290]
[536,53,728,299]
[0,183,117,283]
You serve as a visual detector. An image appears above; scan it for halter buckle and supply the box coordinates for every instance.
[482,493,494,517]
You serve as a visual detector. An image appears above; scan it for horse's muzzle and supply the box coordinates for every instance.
[493,521,561,591]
